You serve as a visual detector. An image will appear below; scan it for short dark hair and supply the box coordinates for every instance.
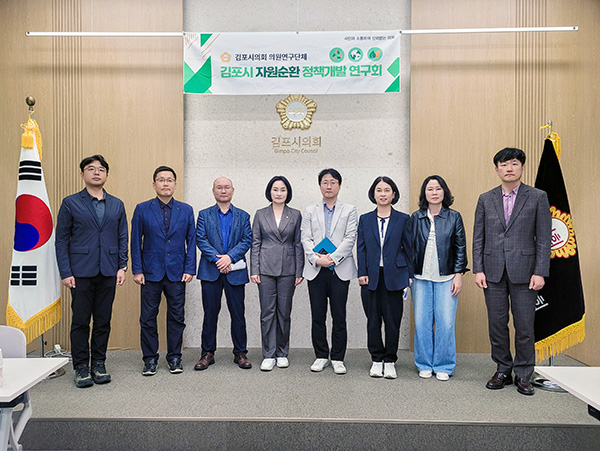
[318,168,342,186]
[368,176,400,205]
[493,147,526,166]
[153,166,177,182]
[418,175,454,209]
[80,155,109,173]
[265,176,293,203]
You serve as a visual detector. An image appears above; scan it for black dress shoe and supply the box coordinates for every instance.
[234,353,252,369]
[515,376,535,395]
[486,371,513,390]
[194,352,215,371]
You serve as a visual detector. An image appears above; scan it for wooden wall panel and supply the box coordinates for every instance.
[545,0,600,365]
[0,0,183,352]
[411,0,599,364]
[410,0,517,353]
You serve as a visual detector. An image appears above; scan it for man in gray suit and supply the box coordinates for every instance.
[301,168,358,375]
[473,147,551,396]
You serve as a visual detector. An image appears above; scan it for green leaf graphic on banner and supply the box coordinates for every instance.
[184,62,195,85]
[387,57,400,78]
[201,34,212,47]
[385,77,400,93]
[184,57,212,93]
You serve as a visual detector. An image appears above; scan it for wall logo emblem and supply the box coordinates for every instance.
[276,94,317,130]
[549,206,576,259]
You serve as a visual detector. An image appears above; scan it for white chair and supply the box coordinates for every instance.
[0,325,31,451]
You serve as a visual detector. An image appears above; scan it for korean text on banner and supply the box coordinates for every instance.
[184,31,401,95]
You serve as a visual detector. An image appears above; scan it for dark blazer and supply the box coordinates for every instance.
[357,208,414,291]
[411,207,468,276]
[472,183,551,284]
[55,189,128,278]
[250,205,304,278]
[196,204,252,285]
[130,198,196,282]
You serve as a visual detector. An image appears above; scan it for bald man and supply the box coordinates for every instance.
[194,177,253,370]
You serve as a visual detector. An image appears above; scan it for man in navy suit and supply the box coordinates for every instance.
[194,177,253,370]
[56,155,128,388]
[131,166,196,376]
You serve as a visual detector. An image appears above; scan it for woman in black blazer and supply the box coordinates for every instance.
[250,176,304,371]
[357,176,413,379]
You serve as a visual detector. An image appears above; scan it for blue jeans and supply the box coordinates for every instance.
[412,278,458,374]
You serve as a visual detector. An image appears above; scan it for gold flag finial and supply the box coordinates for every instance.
[21,96,42,158]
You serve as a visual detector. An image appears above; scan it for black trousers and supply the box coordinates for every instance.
[484,269,537,379]
[70,274,116,369]
[361,268,404,362]
[140,276,186,362]
[307,269,350,361]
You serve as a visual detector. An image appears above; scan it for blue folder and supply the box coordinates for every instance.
[313,237,337,271]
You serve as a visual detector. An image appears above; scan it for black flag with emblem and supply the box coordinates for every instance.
[533,138,585,360]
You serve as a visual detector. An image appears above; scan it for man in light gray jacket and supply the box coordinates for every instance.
[301,168,358,375]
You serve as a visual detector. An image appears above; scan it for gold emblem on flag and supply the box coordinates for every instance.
[276,94,317,130]
[549,206,576,259]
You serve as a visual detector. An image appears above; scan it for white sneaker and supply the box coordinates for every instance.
[310,358,330,372]
[332,360,347,375]
[260,358,276,371]
[419,370,433,379]
[370,362,383,378]
[276,357,289,368]
[384,362,397,379]
[436,372,450,381]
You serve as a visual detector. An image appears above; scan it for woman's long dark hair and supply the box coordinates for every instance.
[418,175,454,209]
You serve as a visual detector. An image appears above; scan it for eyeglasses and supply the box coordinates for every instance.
[320,180,339,186]
[156,178,175,184]
[84,166,107,174]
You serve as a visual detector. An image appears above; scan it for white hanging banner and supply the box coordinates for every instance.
[184,31,401,95]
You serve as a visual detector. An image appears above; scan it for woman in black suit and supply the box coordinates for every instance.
[250,176,304,371]
[357,176,413,379]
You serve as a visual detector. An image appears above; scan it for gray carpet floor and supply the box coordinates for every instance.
[28,349,597,425]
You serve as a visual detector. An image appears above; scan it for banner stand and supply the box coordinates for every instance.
[532,356,567,393]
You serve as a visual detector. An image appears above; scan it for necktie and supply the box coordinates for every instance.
[380,218,386,238]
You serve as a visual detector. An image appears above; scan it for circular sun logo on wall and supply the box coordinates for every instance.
[550,206,577,259]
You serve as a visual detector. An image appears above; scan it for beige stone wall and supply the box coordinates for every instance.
[183,0,412,350]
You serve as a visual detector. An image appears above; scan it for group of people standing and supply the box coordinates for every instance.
[56,147,550,397]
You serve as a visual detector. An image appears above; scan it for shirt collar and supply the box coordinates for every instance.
[502,184,520,197]
[157,197,173,209]
[322,200,336,212]
[83,188,106,201]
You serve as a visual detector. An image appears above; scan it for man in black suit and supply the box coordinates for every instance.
[473,148,551,395]
[56,155,128,388]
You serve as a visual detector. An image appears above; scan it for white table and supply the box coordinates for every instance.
[534,366,600,420]
[0,357,69,451]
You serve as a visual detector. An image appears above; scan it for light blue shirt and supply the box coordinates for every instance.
[323,201,336,238]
